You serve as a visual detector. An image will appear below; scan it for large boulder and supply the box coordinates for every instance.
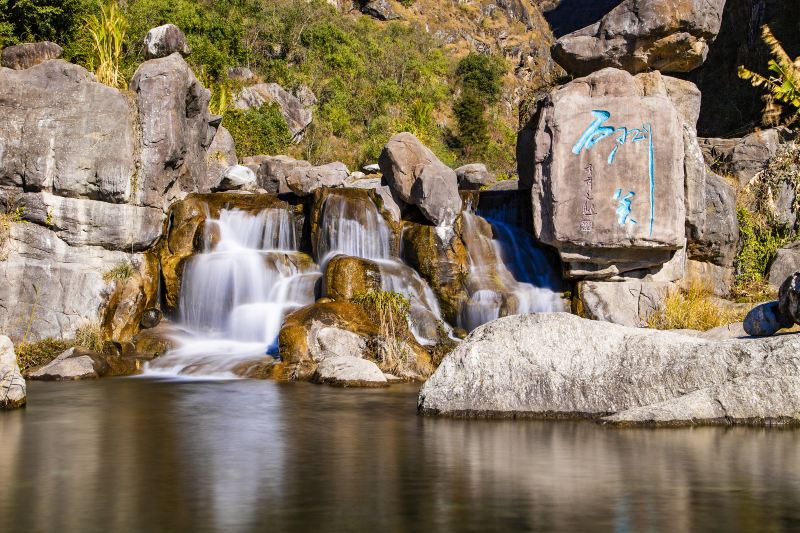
[576,280,670,327]
[699,129,785,187]
[212,165,258,192]
[685,171,738,266]
[552,0,727,76]
[768,244,800,290]
[455,164,496,190]
[131,53,215,209]
[28,347,142,380]
[379,132,462,228]
[418,312,800,426]
[234,83,313,141]
[323,255,382,300]
[0,336,25,409]
[285,162,350,197]
[1,41,62,70]
[143,24,191,60]
[0,60,136,202]
[241,155,311,194]
[519,68,686,278]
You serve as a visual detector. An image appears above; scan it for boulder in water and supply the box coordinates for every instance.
[1,41,62,70]
[0,336,25,409]
[140,308,163,329]
[379,132,462,228]
[143,24,191,60]
[418,312,800,426]
[311,356,389,387]
[29,348,98,381]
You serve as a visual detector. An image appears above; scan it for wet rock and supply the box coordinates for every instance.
[519,68,685,278]
[234,83,312,141]
[379,132,462,228]
[743,301,793,337]
[286,162,350,196]
[212,165,258,192]
[242,155,311,194]
[323,255,382,300]
[312,356,389,387]
[101,255,159,342]
[768,244,800,290]
[1,41,62,70]
[418,312,800,426]
[0,60,136,201]
[143,24,191,60]
[576,280,671,327]
[0,336,25,409]
[140,308,163,329]
[552,0,726,76]
[131,53,214,209]
[778,272,800,325]
[361,0,400,21]
[455,164,496,190]
[206,126,238,189]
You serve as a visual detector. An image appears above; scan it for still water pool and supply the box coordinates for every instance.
[2,379,800,532]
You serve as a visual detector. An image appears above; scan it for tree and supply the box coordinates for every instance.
[453,53,506,158]
[0,0,96,49]
[453,91,488,159]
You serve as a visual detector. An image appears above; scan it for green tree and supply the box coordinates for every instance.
[453,53,506,158]
[0,0,96,51]
[454,91,488,159]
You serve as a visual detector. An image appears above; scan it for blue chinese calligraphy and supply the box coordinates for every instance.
[572,109,656,236]
[613,188,637,226]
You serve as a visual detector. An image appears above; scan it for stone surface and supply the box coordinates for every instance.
[418,312,800,426]
[242,155,311,194]
[286,162,350,196]
[552,0,727,76]
[768,244,800,290]
[28,348,98,380]
[1,41,62,70]
[743,301,793,337]
[456,164,496,190]
[379,132,462,228]
[234,83,312,141]
[311,356,389,387]
[131,53,214,209]
[576,280,670,327]
[101,256,159,342]
[323,255,382,300]
[143,24,191,60]
[361,0,400,21]
[206,126,238,189]
[700,129,783,187]
[0,60,136,202]
[778,272,800,325]
[686,170,738,266]
[0,335,25,409]
[682,259,734,297]
[212,165,258,192]
[519,68,685,278]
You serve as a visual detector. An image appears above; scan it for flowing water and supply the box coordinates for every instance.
[3,379,800,533]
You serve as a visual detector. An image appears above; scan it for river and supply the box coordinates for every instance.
[2,379,799,532]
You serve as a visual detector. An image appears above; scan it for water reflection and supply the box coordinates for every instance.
[1,380,799,532]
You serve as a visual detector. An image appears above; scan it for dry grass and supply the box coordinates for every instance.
[351,290,412,374]
[16,338,70,375]
[103,261,135,283]
[647,282,745,332]
[74,321,105,352]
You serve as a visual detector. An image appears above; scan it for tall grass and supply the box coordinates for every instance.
[86,1,127,89]
[351,290,411,373]
[647,282,745,332]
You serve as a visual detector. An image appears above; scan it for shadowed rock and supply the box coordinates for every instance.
[1,41,62,70]
[0,336,25,409]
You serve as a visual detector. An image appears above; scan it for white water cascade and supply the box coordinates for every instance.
[145,208,320,377]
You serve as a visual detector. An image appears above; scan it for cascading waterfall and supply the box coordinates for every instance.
[145,208,320,377]
[316,193,444,344]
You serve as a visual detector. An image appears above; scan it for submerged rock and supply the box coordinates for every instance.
[311,356,389,388]
[0,336,25,409]
[1,41,62,70]
[418,313,800,426]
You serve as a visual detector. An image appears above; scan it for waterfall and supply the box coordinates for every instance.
[145,208,320,377]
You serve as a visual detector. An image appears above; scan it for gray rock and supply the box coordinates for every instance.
[28,347,98,381]
[488,179,519,191]
[234,83,312,141]
[227,67,254,81]
[552,0,727,76]
[241,155,311,194]
[312,355,388,387]
[0,335,25,409]
[0,60,136,202]
[701,129,783,187]
[143,24,191,60]
[768,244,800,289]
[663,76,702,127]
[520,68,686,278]
[455,163,496,190]
[286,162,350,197]
[316,327,367,360]
[361,0,400,20]
[603,375,800,426]
[1,41,62,70]
[743,301,793,337]
[212,165,258,192]
[374,185,402,222]
[418,312,800,426]
[686,170,738,266]
[0,190,163,251]
[131,53,214,209]
[577,280,671,327]
[362,163,381,174]
[379,132,462,227]
[205,126,238,190]
[682,259,734,297]
[778,272,800,325]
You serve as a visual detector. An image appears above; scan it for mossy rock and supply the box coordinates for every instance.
[323,255,382,300]
[101,251,160,343]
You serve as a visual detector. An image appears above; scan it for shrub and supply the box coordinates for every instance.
[74,321,105,352]
[223,103,292,157]
[647,282,744,331]
[86,1,127,89]
[16,338,69,374]
[0,0,97,51]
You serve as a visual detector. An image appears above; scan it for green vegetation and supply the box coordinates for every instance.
[351,290,412,374]
[103,261,135,283]
[223,103,293,157]
[16,338,69,374]
[647,281,744,332]
[0,0,96,53]
[739,25,800,126]
[453,53,506,159]
[86,1,127,89]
